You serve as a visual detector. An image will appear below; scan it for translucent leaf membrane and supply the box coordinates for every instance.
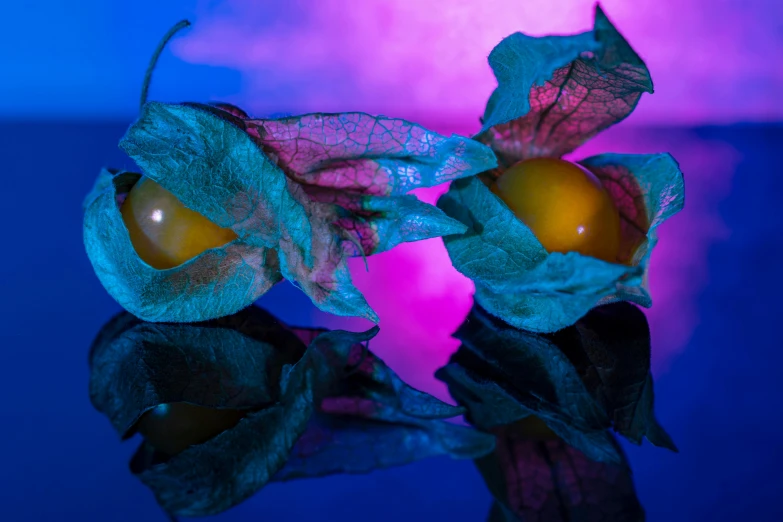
[435,303,676,464]
[304,188,467,256]
[581,153,686,267]
[89,306,492,518]
[244,113,497,196]
[478,424,644,522]
[438,153,683,332]
[86,101,496,323]
[477,5,653,164]
[88,306,308,438]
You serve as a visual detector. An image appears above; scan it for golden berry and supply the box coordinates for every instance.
[491,158,621,263]
[120,178,238,269]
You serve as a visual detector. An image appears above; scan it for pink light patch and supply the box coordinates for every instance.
[179,0,783,124]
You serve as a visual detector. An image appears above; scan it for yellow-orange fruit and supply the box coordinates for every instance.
[491,158,621,263]
[120,178,238,269]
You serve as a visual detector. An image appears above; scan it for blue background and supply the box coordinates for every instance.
[2,1,782,521]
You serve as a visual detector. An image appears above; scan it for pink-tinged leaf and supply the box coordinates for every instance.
[244,112,497,196]
[478,424,644,522]
[97,100,491,324]
[478,6,653,166]
[304,186,467,256]
[580,152,685,269]
[275,181,378,322]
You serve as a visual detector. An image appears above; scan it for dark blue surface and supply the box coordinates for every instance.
[1,122,781,521]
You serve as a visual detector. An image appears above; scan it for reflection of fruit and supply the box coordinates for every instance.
[514,416,559,440]
[120,178,238,269]
[491,158,621,263]
[136,402,246,455]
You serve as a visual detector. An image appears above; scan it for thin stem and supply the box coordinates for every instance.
[140,19,192,110]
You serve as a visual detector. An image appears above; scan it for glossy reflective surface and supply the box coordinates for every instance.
[1,122,782,522]
[491,158,621,262]
[121,177,238,269]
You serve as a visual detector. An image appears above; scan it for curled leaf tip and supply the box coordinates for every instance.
[478,5,652,158]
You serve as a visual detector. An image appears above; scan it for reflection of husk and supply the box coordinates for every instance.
[436,303,676,464]
[129,365,319,517]
[477,423,644,522]
[89,308,497,517]
[89,308,370,517]
[88,306,305,437]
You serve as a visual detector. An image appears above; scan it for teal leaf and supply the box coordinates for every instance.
[435,303,676,464]
[580,152,686,270]
[438,171,658,333]
[83,170,283,323]
[349,194,468,255]
[478,5,653,162]
[87,101,496,323]
[120,102,307,247]
[244,112,497,196]
[436,176,547,282]
[478,424,644,522]
[97,101,375,322]
[312,191,467,256]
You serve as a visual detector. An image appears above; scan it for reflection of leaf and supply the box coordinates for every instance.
[478,423,644,522]
[436,303,676,463]
[89,306,372,517]
[438,153,683,333]
[273,326,496,480]
[114,101,375,322]
[89,306,492,517]
[274,410,493,482]
[478,5,652,161]
[89,308,305,437]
